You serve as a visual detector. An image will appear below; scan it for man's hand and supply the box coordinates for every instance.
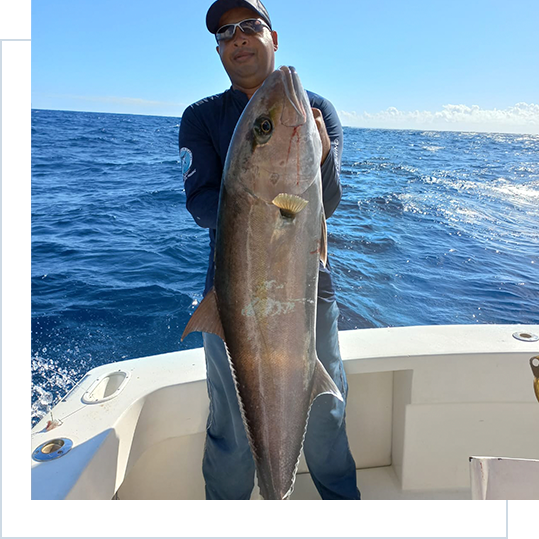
[312,108,331,165]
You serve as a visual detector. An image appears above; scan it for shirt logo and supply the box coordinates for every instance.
[179,147,194,181]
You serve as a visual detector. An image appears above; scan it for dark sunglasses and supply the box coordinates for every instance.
[215,18,270,43]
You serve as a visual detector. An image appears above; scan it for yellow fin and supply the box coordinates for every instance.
[320,211,327,267]
[310,357,343,403]
[181,288,224,341]
[272,193,308,217]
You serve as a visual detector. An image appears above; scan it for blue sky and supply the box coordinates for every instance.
[29,0,539,132]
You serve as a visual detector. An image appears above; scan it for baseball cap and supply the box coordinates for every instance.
[206,0,272,34]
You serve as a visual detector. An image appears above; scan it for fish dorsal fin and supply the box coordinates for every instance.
[311,357,343,403]
[320,211,327,268]
[181,287,225,341]
[272,193,308,217]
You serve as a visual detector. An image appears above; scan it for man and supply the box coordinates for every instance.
[179,0,360,500]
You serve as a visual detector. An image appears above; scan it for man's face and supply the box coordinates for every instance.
[216,7,278,95]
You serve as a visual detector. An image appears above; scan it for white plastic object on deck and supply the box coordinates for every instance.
[470,456,539,500]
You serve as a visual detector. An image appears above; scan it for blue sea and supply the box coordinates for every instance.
[31,109,539,426]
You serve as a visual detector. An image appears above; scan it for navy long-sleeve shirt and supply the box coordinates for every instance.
[179,86,343,302]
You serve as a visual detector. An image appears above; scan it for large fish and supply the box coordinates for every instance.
[182,65,342,500]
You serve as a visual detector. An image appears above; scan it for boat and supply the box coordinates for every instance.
[31,324,539,500]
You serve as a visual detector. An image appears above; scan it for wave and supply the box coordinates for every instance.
[31,110,539,425]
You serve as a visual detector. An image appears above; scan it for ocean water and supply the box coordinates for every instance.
[31,109,539,426]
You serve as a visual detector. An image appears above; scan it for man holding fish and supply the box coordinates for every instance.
[179,0,360,500]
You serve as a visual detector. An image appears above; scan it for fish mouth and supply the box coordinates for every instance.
[278,66,306,127]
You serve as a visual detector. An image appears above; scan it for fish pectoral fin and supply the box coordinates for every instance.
[272,193,308,218]
[320,211,328,267]
[311,358,343,403]
[181,287,225,341]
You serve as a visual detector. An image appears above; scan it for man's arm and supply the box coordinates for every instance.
[310,96,343,219]
[178,105,222,230]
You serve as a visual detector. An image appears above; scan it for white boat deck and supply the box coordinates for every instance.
[291,467,471,500]
[31,324,539,500]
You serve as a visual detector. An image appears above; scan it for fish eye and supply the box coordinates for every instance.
[260,119,272,134]
[253,116,273,143]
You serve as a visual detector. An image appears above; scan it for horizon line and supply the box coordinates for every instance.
[31,107,539,137]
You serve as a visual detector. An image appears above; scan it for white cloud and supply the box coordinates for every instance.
[340,102,539,134]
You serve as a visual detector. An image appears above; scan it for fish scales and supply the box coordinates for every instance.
[182,66,342,500]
